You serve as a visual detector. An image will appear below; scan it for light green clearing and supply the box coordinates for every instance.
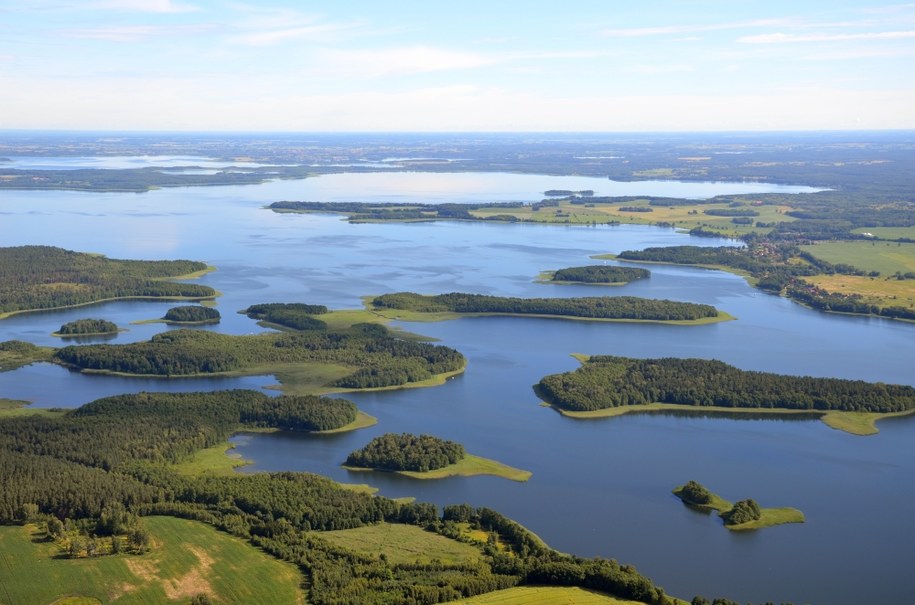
[345,453,532,482]
[0,343,56,371]
[315,410,378,433]
[0,516,303,605]
[853,226,915,240]
[0,398,66,419]
[535,271,630,287]
[672,485,805,531]
[320,522,482,565]
[158,265,217,281]
[448,586,647,604]
[800,240,915,276]
[551,401,910,436]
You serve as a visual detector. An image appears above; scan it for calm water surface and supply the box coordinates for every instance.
[0,172,911,605]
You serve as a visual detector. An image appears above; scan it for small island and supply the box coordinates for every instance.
[163,305,221,325]
[369,291,729,324]
[542,265,650,286]
[673,481,804,531]
[344,433,531,481]
[52,318,119,337]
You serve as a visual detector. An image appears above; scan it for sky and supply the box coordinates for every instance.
[1,0,914,131]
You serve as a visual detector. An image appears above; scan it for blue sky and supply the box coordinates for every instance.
[1,0,914,131]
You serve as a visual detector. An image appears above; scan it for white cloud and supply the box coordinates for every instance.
[739,30,915,44]
[92,0,199,13]
[63,24,213,42]
[228,22,360,46]
[317,47,497,77]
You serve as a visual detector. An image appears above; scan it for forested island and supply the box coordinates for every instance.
[370,292,726,323]
[163,305,221,325]
[0,246,216,318]
[538,355,915,434]
[673,481,804,530]
[545,265,650,285]
[53,321,465,392]
[53,318,119,337]
[345,433,466,472]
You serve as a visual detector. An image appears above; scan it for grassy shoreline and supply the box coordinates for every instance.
[368,305,734,326]
[0,293,219,321]
[549,401,914,436]
[344,453,532,482]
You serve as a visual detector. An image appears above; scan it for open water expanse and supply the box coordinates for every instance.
[0,170,912,604]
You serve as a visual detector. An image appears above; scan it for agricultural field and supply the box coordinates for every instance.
[802,274,915,313]
[319,522,482,565]
[450,586,647,604]
[801,240,915,276]
[0,516,304,605]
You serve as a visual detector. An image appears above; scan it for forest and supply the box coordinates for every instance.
[53,322,465,389]
[0,246,215,315]
[550,265,650,284]
[345,433,466,472]
[163,305,221,323]
[371,292,720,321]
[0,390,687,605]
[56,318,118,335]
[538,355,915,413]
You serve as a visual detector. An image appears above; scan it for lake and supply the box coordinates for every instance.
[0,171,911,605]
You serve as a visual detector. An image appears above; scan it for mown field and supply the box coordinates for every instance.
[801,240,915,275]
[450,586,648,604]
[803,274,915,312]
[0,516,304,605]
[320,522,482,565]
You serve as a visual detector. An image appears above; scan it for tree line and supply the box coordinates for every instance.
[551,265,650,284]
[345,433,466,472]
[538,355,915,413]
[372,292,720,321]
[0,245,214,314]
[243,302,329,331]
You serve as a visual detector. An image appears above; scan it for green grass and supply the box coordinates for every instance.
[535,271,629,287]
[345,453,532,482]
[0,398,66,419]
[800,240,915,276]
[820,409,915,435]
[320,523,483,565]
[447,586,648,604]
[853,227,915,240]
[727,507,805,531]
[171,442,251,477]
[0,516,304,604]
[0,343,55,371]
[315,410,378,433]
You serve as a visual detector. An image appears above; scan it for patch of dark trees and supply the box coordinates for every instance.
[269,201,526,222]
[538,355,915,413]
[163,306,220,323]
[551,265,650,284]
[58,319,118,335]
[372,292,719,321]
[0,246,214,314]
[345,433,465,472]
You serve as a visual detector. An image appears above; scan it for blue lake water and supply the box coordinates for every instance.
[0,172,911,604]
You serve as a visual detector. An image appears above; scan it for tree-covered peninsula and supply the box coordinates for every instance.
[546,265,650,284]
[673,481,804,531]
[371,292,725,323]
[163,305,221,324]
[53,322,465,391]
[54,318,119,336]
[242,302,328,331]
[538,355,915,434]
[0,246,215,318]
